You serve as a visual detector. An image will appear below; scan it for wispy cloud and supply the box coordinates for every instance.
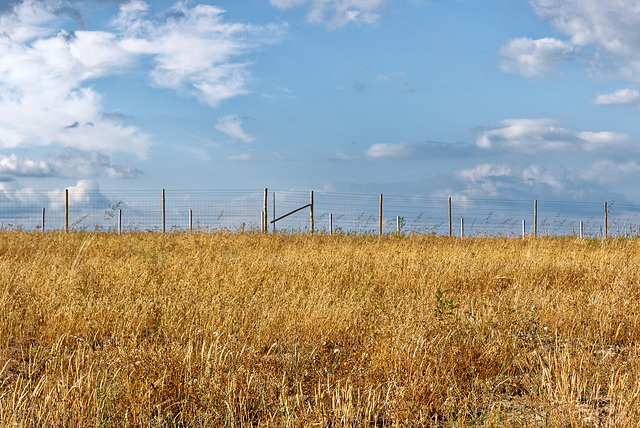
[215,115,255,142]
[225,153,253,161]
[269,0,387,29]
[115,2,286,107]
[364,141,477,160]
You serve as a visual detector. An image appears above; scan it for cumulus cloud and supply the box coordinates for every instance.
[0,154,56,177]
[476,119,633,155]
[499,37,575,77]
[46,147,143,179]
[505,0,640,80]
[0,178,112,212]
[215,115,255,142]
[47,179,112,210]
[0,148,141,180]
[0,0,284,161]
[591,88,640,106]
[269,0,387,28]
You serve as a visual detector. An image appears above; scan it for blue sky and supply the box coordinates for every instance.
[1,0,640,205]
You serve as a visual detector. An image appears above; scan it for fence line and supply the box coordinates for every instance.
[0,187,638,238]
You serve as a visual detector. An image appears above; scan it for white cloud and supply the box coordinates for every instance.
[215,115,255,142]
[364,142,417,159]
[47,179,111,210]
[579,160,640,185]
[363,141,475,160]
[117,2,286,106]
[269,0,387,28]
[508,0,640,80]
[476,119,632,155]
[0,0,284,161]
[0,154,56,177]
[499,37,575,77]
[591,88,640,106]
[0,1,148,156]
[454,164,517,197]
[225,154,253,161]
[0,149,142,179]
[458,164,511,183]
[46,148,143,179]
[522,164,563,190]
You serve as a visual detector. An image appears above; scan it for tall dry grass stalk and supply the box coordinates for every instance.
[1,231,640,426]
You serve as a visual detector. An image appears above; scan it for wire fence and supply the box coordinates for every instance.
[0,188,637,238]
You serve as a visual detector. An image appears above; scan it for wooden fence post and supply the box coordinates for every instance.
[604,202,608,239]
[263,188,268,233]
[310,191,314,234]
[42,208,45,233]
[379,194,383,236]
[189,209,193,233]
[330,213,333,236]
[118,210,122,235]
[65,189,68,233]
[162,189,166,233]
[448,197,452,237]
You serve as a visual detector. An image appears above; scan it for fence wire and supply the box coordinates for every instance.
[0,188,637,237]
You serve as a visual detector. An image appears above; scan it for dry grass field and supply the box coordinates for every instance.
[1,231,640,426]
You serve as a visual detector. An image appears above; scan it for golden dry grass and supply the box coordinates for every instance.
[1,231,640,426]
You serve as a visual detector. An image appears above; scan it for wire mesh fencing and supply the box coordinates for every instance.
[0,187,638,238]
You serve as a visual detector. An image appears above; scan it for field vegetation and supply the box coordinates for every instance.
[1,231,640,426]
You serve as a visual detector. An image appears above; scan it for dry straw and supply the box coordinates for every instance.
[0,231,639,426]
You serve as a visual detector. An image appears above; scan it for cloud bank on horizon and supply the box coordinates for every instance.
[0,0,639,206]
